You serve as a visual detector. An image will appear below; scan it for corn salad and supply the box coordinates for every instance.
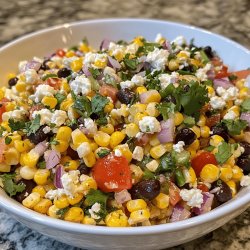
[0,34,250,227]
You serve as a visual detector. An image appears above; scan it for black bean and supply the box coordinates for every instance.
[67,147,79,160]
[236,156,250,174]
[116,88,135,105]
[239,142,250,156]
[211,180,232,204]
[8,77,18,87]
[203,46,214,58]
[39,59,50,71]
[78,162,90,175]
[175,128,196,145]
[211,125,229,142]
[27,126,48,144]
[57,68,72,78]
[13,179,36,203]
[130,179,161,200]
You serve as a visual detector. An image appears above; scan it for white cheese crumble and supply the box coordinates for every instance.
[60,170,80,198]
[70,74,92,95]
[42,126,51,134]
[120,80,135,89]
[132,146,144,161]
[155,33,163,43]
[146,48,169,70]
[158,72,179,89]
[173,141,185,153]
[180,188,203,208]
[125,43,139,54]
[108,42,124,57]
[62,56,79,67]
[30,84,56,103]
[24,69,39,84]
[195,63,211,81]
[32,108,52,125]
[114,149,122,157]
[131,74,145,86]
[18,60,28,72]
[84,52,107,67]
[84,118,97,135]
[139,116,161,134]
[210,96,226,110]
[45,189,66,200]
[216,86,239,101]
[51,110,67,127]
[223,110,237,120]
[77,142,92,158]
[2,110,27,122]
[88,202,101,220]
[240,175,250,187]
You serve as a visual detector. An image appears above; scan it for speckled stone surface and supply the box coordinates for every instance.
[0,0,249,249]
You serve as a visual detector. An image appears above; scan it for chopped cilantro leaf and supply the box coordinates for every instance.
[37,161,46,169]
[123,54,138,70]
[91,94,109,114]
[97,149,110,158]
[215,141,232,164]
[89,68,101,79]
[0,173,25,197]
[222,119,248,136]
[42,74,58,81]
[55,93,66,107]
[142,169,155,180]
[5,136,12,145]
[26,115,41,136]
[157,153,176,173]
[240,98,250,112]
[156,102,175,120]
[56,207,70,219]
[183,116,195,127]
[72,91,92,117]
[85,189,108,207]
[175,168,186,187]
[204,145,215,152]
[200,50,210,64]
[8,119,26,132]
[95,116,108,126]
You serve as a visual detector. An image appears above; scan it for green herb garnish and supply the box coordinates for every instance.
[221,119,248,136]
[97,149,110,158]
[215,141,232,164]
[4,136,12,145]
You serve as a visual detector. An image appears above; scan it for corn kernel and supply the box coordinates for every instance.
[104,102,114,113]
[5,102,16,111]
[14,140,30,153]
[20,166,36,180]
[226,180,237,196]
[153,193,170,209]
[64,207,84,223]
[125,123,139,137]
[188,139,200,151]
[127,199,147,212]
[61,81,71,93]
[56,126,72,142]
[149,134,160,147]
[200,164,220,183]
[146,102,159,117]
[81,177,97,191]
[32,185,46,198]
[47,205,60,218]
[110,131,126,148]
[210,135,224,147]
[70,58,83,72]
[60,98,73,111]
[197,115,206,127]
[239,87,249,99]
[133,112,146,125]
[22,192,41,209]
[141,90,161,104]
[66,51,75,57]
[200,126,210,138]
[71,129,89,147]
[174,112,184,126]
[128,209,150,225]
[99,124,114,135]
[82,216,97,225]
[226,155,235,167]
[94,131,110,147]
[4,147,20,165]
[67,193,84,205]
[34,198,52,214]
[83,151,96,167]
[79,43,90,53]
[183,167,197,184]
[34,169,50,185]
[105,210,128,227]
[51,139,69,153]
[0,163,11,172]
[220,167,233,182]
[130,164,144,184]
[133,36,144,46]
[146,160,159,172]
[115,144,133,162]
[129,103,147,116]
[150,144,167,159]
[54,195,70,209]
[232,165,244,182]
[41,96,58,109]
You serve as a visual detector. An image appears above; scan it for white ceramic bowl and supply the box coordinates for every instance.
[0,19,250,250]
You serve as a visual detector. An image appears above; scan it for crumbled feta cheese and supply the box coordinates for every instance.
[240,175,250,187]
[120,80,135,89]
[171,36,186,46]
[125,43,139,54]
[18,60,28,72]
[2,110,27,122]
[4,88,19,101]
[45,189,66,200]
[180,188,203,208]
[61,170,80,198]
[103,66,116,76]
[159,72,179,89]
[131,74,145,86]
[114,149,122,157]
[173,141,185,153]
[84,118,97,135]
[146,160,159,172]
[77,142,92,158]
[139,116,161,134]
[24,69,39,84]
[108,42,124,57]
[223,110,237,120]
[84,52,107,67]
[51,110,67,127]
[30,84,56,103]
[146,48,169,70]
[70,74,92,95]
[42,126,51,134]
[195,63,211,82]
[155,33,163,43]
[235,99,243,106]
[216,86,239,101]
[50,55,63,66]
[88,202,101,220]
[32,108,52,125]
[62,56,79,67]
[210,96,226,110]
[132,146,144,161]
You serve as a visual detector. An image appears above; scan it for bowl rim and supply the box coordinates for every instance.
[0,18,250,236]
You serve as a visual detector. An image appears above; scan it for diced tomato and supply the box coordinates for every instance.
[0,104,6,123]
[92,154,132,192]
[0,138,6,163]
[135,133,150,147]
[99,84,118,102]
[46,77,61,90]
[169,182,181,206]
[197,183,209,192]
[56,49,66,57]
[230,69,250,80]
[215,65,229,79]
[206,113,221,128]
[191,151,217,176]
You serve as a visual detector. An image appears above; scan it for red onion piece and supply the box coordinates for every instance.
[170,205,191,222]
[82,65,92,77]
[100,39,111,50]
[162,40,172,52]
[157,118,175,143]
[136,133,150,146]
[25,60,42,71]
[135,62,144,73]
[213,78,233,89]
[207,69,215,80]
[240,112,250,127]
[33,141,48,157]
[193,192,214,215]
[114,189,131,204]
[54,165,64,188]
[45,150,61,169]
[107,56,121,69]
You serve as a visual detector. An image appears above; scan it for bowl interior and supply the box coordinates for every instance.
[0,19,250,236]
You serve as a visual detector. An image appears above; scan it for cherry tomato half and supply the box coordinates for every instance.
[197,183,209,192]
[169,182,181,206]
[56,49,66,58]
[92,154,132,192]
[99,84,118,103]
[0,104,6,123]
[46,77,61,90]
[191,151,217,176]
[215,65,229,79]
[230,69,250,80]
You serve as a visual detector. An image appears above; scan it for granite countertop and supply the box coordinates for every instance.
[0,0,249,249]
